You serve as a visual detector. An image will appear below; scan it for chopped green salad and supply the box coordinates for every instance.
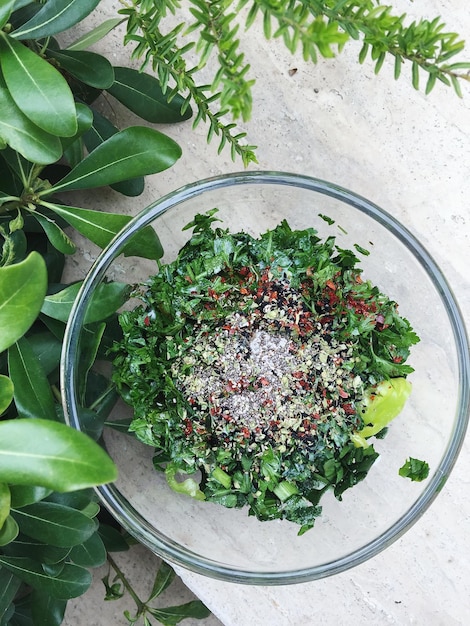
[112,210,421,534]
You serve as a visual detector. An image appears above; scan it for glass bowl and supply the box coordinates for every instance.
[61,172,470,584]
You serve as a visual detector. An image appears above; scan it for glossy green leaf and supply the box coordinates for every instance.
[0,375,14,415]
[0,483,10,529]
[66,17,124,51]
[75,407,106,441]
[0,1,15,29]
[6,536,71,564]
[147,601,211,624]
[60,102,93,152]
[98,523,130,553]
[147,560,176,602]
[41,281,130,324]
[0,252,47,353]
[31,591,67,626]
[38,315,65,342]
[33,213,76,255]
[12,0,38,19]
[107,66,193,123]
[0,567,21,619]
[8,337,56,421]
[27,331,62,377]
[42,562,65,577]
[47,49,114,89]
[45,488,94,512]
[80,500,100,519]
[0,32,77,137]
[69,531,106,567]
[1,225,27,266]
[0,74,62,165]
[78,322,105,401]
[9,485,52,509]
[11,502,96,548]
[11,0,100,40]
[0,515,19,546]
[82,109,145,197]
[47,126,182,193]
[0,418,117,491]
[0,556,91,599]
[46,204,163,260]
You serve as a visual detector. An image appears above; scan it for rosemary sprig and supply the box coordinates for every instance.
[118,0,470,162]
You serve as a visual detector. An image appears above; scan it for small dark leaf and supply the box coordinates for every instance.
[0,556,92,599]
[0,567,21,619]
[102,571,124,601]
[8,337,56,421]
[69,531,107,567]
[10,502,96,548]
[107,66,193,123]
[47,49,114,89]
[9,485,52,509]
[30,590,67,626]
[98,523,130,553]
[147,600,211,625]
[147,559,176,602]
[45,489,95,511]
[78,322,105,401]
[27,331,62,377]
[5,536,71,565]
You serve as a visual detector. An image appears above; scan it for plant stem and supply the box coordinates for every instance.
[107,553,146,617]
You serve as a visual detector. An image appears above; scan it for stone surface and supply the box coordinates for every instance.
[63,1,469,625]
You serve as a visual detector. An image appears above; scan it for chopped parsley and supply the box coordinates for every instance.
[399,457,430,482]
[112,211,422,534]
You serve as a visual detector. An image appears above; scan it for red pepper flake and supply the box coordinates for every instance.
[240,426,250,439]
[144,315,150,327]
[183,418,193,436]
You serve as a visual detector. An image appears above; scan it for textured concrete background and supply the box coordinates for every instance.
[64,1,469,624]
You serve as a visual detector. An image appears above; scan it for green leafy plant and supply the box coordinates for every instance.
[119,0,470,164]
[0,2,207,624]
[103,556,211,625]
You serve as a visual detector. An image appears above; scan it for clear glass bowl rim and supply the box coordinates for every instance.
[61,171,470,585]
